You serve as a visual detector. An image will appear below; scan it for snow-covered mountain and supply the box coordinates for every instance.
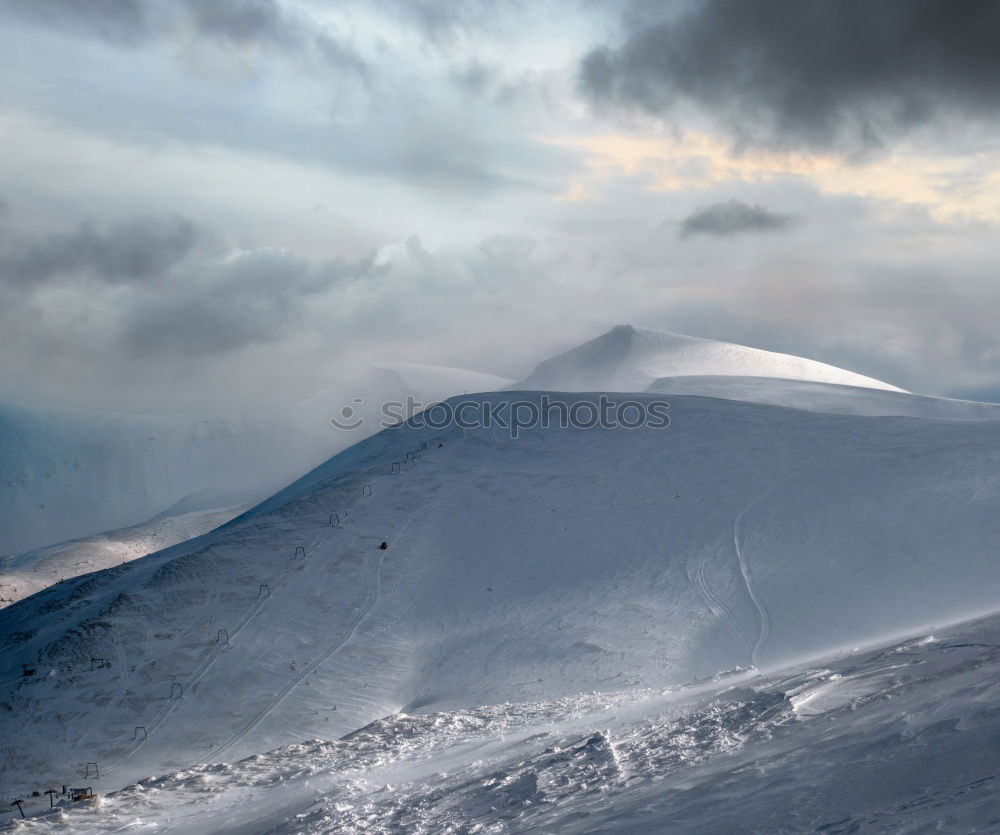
[0,326,905,560]
[2,386,1000,817]
[0,364,511,558]
[0,498,251,611]
[4,328,1000,830]
[517,324,902,393]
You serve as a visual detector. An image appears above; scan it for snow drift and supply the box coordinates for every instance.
[14,614,1000,833]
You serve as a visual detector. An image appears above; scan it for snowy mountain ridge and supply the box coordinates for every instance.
[516,325,903,393]
[0,500,252,611]
[3,323,903,561]
[645,374,1000,418]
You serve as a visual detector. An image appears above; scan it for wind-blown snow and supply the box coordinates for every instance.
[0,364,511,557]
[7,612,1000,832]
[345,363,511,403]
[517,325,903,393]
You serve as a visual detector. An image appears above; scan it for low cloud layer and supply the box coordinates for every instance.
[2,193,999,411]
[0,209,382,370]
[0,214,201,286]
[0,204,557,409]
[581,0,1000,152]
[680,200,796,239]
[118,246,382,359]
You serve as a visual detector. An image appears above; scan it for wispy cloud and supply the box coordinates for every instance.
[679,200,797,239]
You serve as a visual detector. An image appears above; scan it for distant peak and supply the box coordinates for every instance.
[516,325,903,394]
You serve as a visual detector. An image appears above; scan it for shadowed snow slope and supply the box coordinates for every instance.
[517,325,903,393]
[1,390,999,804]
[0,365,511,557]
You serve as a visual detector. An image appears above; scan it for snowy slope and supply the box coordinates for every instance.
[0,365,511,557]
[0,500,251,611]
[2,390,1000,807]
[517,325,903,393]
[9,613,1000,833]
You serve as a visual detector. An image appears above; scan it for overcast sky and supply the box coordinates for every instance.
[2,0,1000,411]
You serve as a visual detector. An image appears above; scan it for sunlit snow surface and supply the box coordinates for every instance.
[517,325,903,394]
[0,501,250,610]
[8,615,1000,833]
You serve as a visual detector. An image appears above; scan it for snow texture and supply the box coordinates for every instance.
[2,327,999,832]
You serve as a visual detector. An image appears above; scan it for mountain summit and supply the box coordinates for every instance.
[516,325,903,393]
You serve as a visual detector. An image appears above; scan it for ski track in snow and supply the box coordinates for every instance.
[692,553,754,657]
[730,420,789,668]
[679,434,761,659]
[191,532,343,764]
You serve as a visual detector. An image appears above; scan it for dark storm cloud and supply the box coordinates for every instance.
[679,200,797,239]
[0,0,367,75]
[1,0,148,45]
[376,0,521,41]
[0,215,201,286]
[581,0,1000,151]
[181,0,293,45]
[177,0,368,75]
